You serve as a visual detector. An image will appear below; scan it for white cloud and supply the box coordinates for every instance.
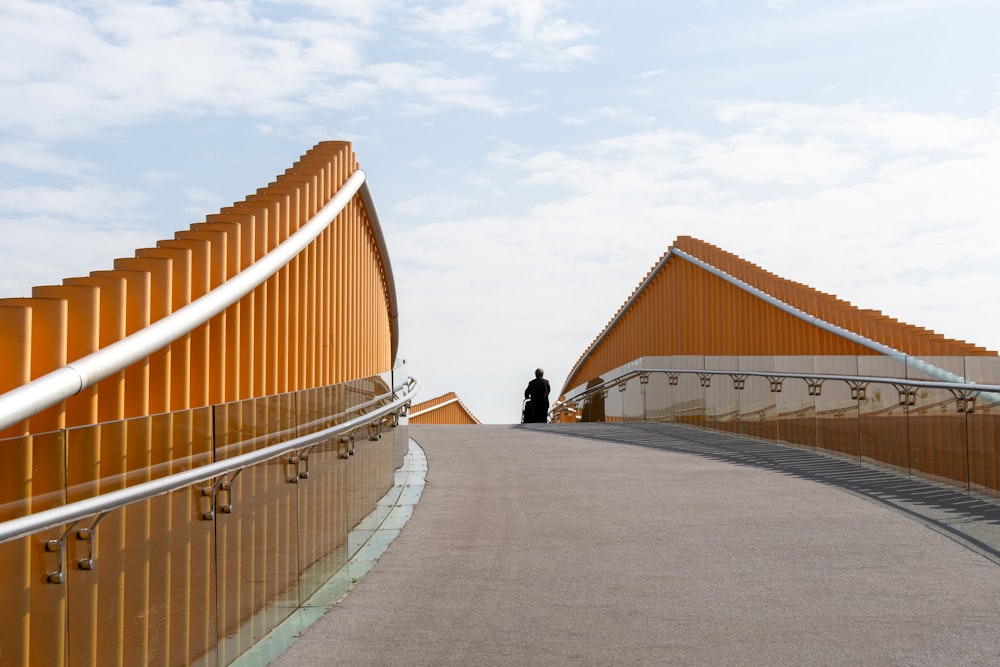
[0,184,146,219]
[635,68,668,80]
[693,132,869,186]
[0,0,514,140]
[560,106,655,127]
[0,142,94,176]
[405,0,596,67]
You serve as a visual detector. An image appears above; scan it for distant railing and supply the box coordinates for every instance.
[552,364,1000,496]
[556,367,1000,417]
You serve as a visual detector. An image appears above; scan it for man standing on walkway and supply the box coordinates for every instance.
[523,368,551,423]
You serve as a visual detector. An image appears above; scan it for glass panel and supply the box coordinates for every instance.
[580,376,607,422]
[671,360,706,427]
[644,372,672,422]
[903,357,969,488]
[965,356,1000,496]
[775,356,818,450]
[621,376,643,422]
[0,371,404,667]
[214,395,300,664]
[0,430,67,667]
[739,356,777,441]
[814,356,862,461]
[856,356,907,472]
[705,356,739,434]
[297,440,354,603]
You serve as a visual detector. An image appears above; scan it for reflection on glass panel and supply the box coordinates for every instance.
[565,353,999,498]
[621,376,643,422]
[297,434,347,605]
[580,376,607,422]
[705,357,739,433]
[965,356,1000,496]
[213,393,303,663]
[673,355,706,371]
[857,354,906,380]
[858,381,905,470]
[0,370,408,667]
[0,430,67,667]
[965,356,1000,388]
[673,372,706,427]
[774,356,817,450]
[740,375,777,442]
[909,394,968,488]
[905,356,967,382]
[814,362,860,461]
[645,373,672,422]
[604,386,624,423]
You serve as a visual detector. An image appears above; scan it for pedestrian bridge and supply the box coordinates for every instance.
[272,423,1000,666]
[1,141,999,666]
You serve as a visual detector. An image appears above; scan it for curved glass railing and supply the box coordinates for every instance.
[0,376,417,547]
[552,359,1000,496]
[0,370,417,666]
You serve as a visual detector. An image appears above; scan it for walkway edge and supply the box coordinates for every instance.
[232,439,427,667]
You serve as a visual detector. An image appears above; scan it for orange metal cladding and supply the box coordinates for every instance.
[0,141,398,666]
[409,392,482,425]
[0,297,69,667]
[565,236,995,392]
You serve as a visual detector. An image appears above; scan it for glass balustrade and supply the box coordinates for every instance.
[0,369,409,667]
[564,355,1000,499]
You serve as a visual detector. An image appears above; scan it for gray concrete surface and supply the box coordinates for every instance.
[271,422,1000,666]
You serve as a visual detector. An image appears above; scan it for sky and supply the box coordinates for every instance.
[2,0,999,423]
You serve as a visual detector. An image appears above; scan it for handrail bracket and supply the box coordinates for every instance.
[45,521,81,584]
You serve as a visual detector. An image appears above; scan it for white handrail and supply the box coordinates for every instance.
[0,170,367,433]
[0,377,418,545]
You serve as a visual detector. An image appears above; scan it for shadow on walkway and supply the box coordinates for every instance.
[522,421,1000,566]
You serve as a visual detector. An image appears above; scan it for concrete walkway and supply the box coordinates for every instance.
[272,422,1000,666]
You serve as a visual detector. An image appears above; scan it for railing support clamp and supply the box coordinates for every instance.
[948,389,978,413]
[76,512,108,571]
[893,384,917,406]
[847,381,868,401]
[45,521,81,584]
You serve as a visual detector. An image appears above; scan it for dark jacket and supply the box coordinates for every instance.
[524,377,551,423]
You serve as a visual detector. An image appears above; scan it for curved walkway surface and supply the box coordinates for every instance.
[272,423,1000,666]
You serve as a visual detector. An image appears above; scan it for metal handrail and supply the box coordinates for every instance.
[553,367,1000,416]
[0,169,371,433]
[0,377,418,545]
